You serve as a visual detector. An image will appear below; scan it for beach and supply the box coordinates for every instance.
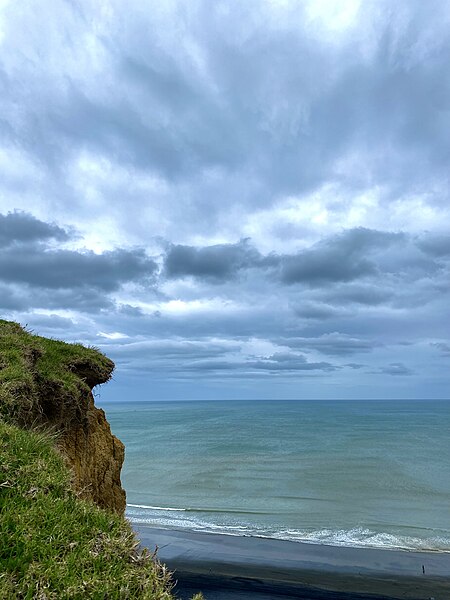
[136,525,450,599]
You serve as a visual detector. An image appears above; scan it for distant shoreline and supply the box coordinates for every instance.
[135,525,450,600]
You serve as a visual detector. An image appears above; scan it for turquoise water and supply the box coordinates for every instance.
[105,400,450,551]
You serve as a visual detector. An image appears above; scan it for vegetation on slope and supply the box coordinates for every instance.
[0,320,202,599]
[0,421,175,599]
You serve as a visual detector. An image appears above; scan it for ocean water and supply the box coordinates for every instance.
[104,400,450,552]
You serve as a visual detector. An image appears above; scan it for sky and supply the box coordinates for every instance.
[1,0,449,400]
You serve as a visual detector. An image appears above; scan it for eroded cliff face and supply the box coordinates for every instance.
[59,390,126,514]
[0,320,126,513]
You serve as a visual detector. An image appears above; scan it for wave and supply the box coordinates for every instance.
[126,505,450,552]
[269,527,450,552]
[127,503,274,515]
[127,504,185,511]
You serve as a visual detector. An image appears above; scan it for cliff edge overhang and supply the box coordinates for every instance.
[0,319,125,513]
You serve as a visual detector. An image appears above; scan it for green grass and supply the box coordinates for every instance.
[0,421,178,599]
[0,320,113,427]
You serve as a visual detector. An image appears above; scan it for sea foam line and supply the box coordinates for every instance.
[127,503,185,512]
[126,509,450,552]
[127,503,273,515]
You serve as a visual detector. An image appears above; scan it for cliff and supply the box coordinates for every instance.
[0,320,205,598]
[0,319,125,513]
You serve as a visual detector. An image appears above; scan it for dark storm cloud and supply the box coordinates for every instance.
[0,211,70,247]
[280,245,374,285]
[0,211,157,292]
[164,239,264,281]
[0,282,115,313]
[280,228,404,285]
[0,247,156,291]
[162,228,413,288]
[0,211,160,316]
[32,288,116,313]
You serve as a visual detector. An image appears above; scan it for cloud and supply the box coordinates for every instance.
[0,282,115,313]
[322,283,393,307]
[418,234,450,257]
[280,228,403,285]
[0,2,450,398]
[0,210,70,247]
[117,304,144,318]
[0,211,157,293]
[430,342,450,356]
[292,301,342,320]
[2,0,450,234]
[162,227,418,289]
[378,362,413,376]
[21,313,75,331]
[82,331,340,378]
[0,246,157,291]
[244,352,336,373]
[280,333,380,356]
[345,363,366,370]
[164,239,263,282]
[0,283,28,311]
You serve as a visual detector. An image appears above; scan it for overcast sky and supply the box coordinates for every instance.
[1,0,449,400]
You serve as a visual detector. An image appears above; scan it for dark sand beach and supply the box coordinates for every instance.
[136,525,450,599]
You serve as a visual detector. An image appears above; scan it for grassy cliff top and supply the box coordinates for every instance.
[0,320,114,426]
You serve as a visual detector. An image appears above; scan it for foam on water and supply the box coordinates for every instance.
[126,504,450,552]
[127,503,185,511]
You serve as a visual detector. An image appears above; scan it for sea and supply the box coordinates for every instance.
[104,400,450,552]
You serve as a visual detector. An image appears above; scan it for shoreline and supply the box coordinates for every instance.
[128,513,450,555]
[135,525,450,599]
